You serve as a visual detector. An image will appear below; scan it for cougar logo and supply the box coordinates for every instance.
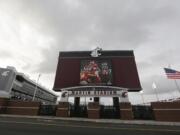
[61,91,68,98]
[91,47,102,57]
[1,71,10,77]
[122,91,128,97]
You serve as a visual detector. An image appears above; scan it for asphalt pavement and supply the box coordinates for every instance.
[0,115,180,135]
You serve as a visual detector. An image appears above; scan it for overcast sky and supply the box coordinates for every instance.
[0,0,180,104]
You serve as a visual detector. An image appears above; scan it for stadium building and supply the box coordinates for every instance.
[0,66,57,105]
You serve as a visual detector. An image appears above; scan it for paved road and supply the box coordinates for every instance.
[0,117,180,135]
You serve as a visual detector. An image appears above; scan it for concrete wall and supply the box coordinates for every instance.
[6,100,40,115]
[2,97,180,122]
[151,102,180,122]
[0,98,40,116]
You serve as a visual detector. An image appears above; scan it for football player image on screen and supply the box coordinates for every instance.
[80,60,112,85]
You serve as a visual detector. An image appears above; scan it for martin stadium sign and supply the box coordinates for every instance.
[61,86,128,97]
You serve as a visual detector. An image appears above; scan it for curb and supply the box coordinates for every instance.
[0,114,180,126]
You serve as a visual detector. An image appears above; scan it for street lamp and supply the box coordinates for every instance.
[140,90,145,105]
[152,82,159,101]
[32,74,41,101]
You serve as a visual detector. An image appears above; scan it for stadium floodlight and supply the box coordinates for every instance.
[32,74,41,101]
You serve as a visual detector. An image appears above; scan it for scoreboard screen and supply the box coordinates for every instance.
[80,60,112,85]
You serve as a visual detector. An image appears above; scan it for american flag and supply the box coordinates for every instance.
[164,68,180,79]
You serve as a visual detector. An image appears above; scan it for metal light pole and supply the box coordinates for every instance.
[140,90,145,105]
[152,82,159,101]
[32,74,41,101]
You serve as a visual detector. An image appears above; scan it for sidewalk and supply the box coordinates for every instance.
[0,114,180,126]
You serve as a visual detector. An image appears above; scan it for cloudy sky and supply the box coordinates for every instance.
[0,0,180,104]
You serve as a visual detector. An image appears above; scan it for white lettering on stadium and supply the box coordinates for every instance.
[69,90,119,96]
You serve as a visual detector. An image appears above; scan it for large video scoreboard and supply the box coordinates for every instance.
[53,50,141,92]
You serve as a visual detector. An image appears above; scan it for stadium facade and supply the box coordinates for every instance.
[0,66,57,105]
[53,48,142,119]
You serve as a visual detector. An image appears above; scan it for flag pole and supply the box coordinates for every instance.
[152,83,159,101]
[168,64,180,93]
[174,80,180,93]
[155,88,159,101]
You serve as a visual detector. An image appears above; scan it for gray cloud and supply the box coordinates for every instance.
[1,0,180,103]
[35,44,59,74]
[24,0,180,75]
[30,1,180,98]
[0,51,12,58]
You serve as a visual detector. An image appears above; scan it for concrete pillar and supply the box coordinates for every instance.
[120,102,133,120]
[87,102,100,119]
[0,98,8,114]
[56,102,69,117]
